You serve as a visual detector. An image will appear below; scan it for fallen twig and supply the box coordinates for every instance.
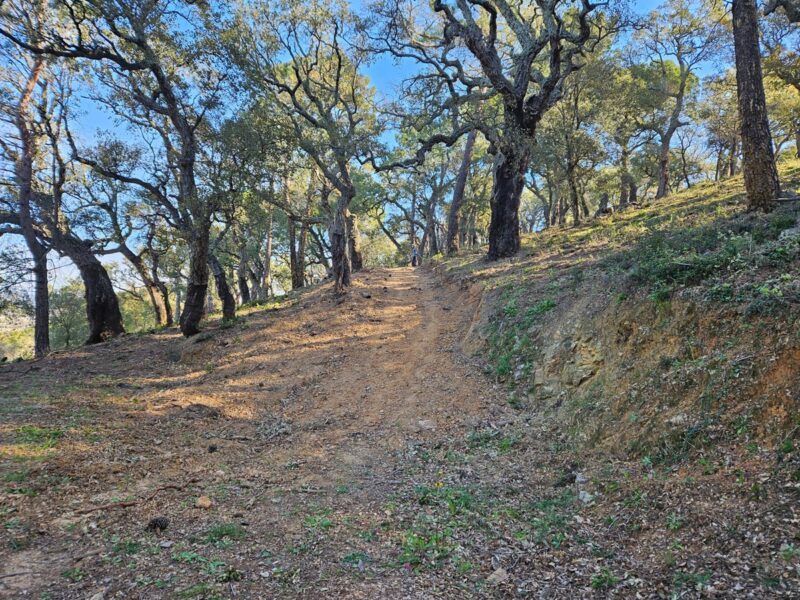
[77,483,184,514]
[0,572,32,579]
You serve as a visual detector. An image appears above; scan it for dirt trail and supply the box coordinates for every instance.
[0,267,511,599]
[5,266,796,599]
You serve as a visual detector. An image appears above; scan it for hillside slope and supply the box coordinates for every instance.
[439,160,800,456]
[0,167,799,599]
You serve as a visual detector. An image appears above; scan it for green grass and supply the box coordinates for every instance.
[15,425,64,449]
[204,522,246,545]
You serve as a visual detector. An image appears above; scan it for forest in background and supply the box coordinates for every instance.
[0,0,797,359]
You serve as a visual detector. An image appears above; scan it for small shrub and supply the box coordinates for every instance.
[591,569,619,590]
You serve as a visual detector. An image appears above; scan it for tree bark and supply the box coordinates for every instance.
[51,234,124,344]
[330,199,352,291]
[733,0,781,212]
[795,128,800,159]
[236,236,251,305]
[208,253,235,320]
[568,166,581,226]
[32,249,50,357]
[180,230,210,336]
[727,137,738,177]
[655,143,671,199]
[446,130,477,255]
[263,208,273,299]
[238,270,251,305]
[618,149,630,209]
[14,58,49,356]
[298,219,309,283]
[288,218,302,290]
[174,280,182,318]
[347,213,363,271]
[488,145,528,259]
[714,147,725,181]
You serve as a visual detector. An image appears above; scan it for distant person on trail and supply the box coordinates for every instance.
[411,246,419,267]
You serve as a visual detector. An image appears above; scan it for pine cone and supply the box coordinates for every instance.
[145,516,170,532]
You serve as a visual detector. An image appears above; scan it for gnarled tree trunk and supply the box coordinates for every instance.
[180,231,210,336]
[446,130,477,255]
[733,0,781,212]
[208,253,235,320]
[347,213,363,271]
[31,248,49,357]
[52,234,124,344]
[330,199,352,291]
[488,144,528,259]
[655,143,671,199]
[263,208,273,299]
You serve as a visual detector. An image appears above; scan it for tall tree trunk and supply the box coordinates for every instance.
[31,248,49,357]
[488,144,528,259]
[288,217,308,289]
[180,229,210,336]
[714,147,725,181]
[446,130,477,255]
[330,198,352,291]
[288,218,301,289]
[469,209,479,247]
[238,270,251,305]
[568,167,581,226]
[347,213,363,271]
[263,208,273,299]
[410,192,417,249]
[629,180,638,206]
[52,234,124,344]
[15,58,49,356]
[728,136,739,177]
[619,148,630,208]
[542,200,551,230]
[733,0,781,212]
[795,128,800,159]
[208,253,235,320]
[150,280,172,327]
[655,142,671,199]
[237,238,251,305]
[429,217,439,256]
[297,219,309,284]
[580,195,590,219]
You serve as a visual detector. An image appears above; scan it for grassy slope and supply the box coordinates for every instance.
[439,159,800,458]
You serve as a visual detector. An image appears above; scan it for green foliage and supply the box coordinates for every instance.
[398,529,453,569]
[527,491,576,547]
[61,567,85,582]
[304,512,334,531]
[0,325,33,361]
[204,523,246,545]
[591,568,619,590]
[49,281,88,350]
